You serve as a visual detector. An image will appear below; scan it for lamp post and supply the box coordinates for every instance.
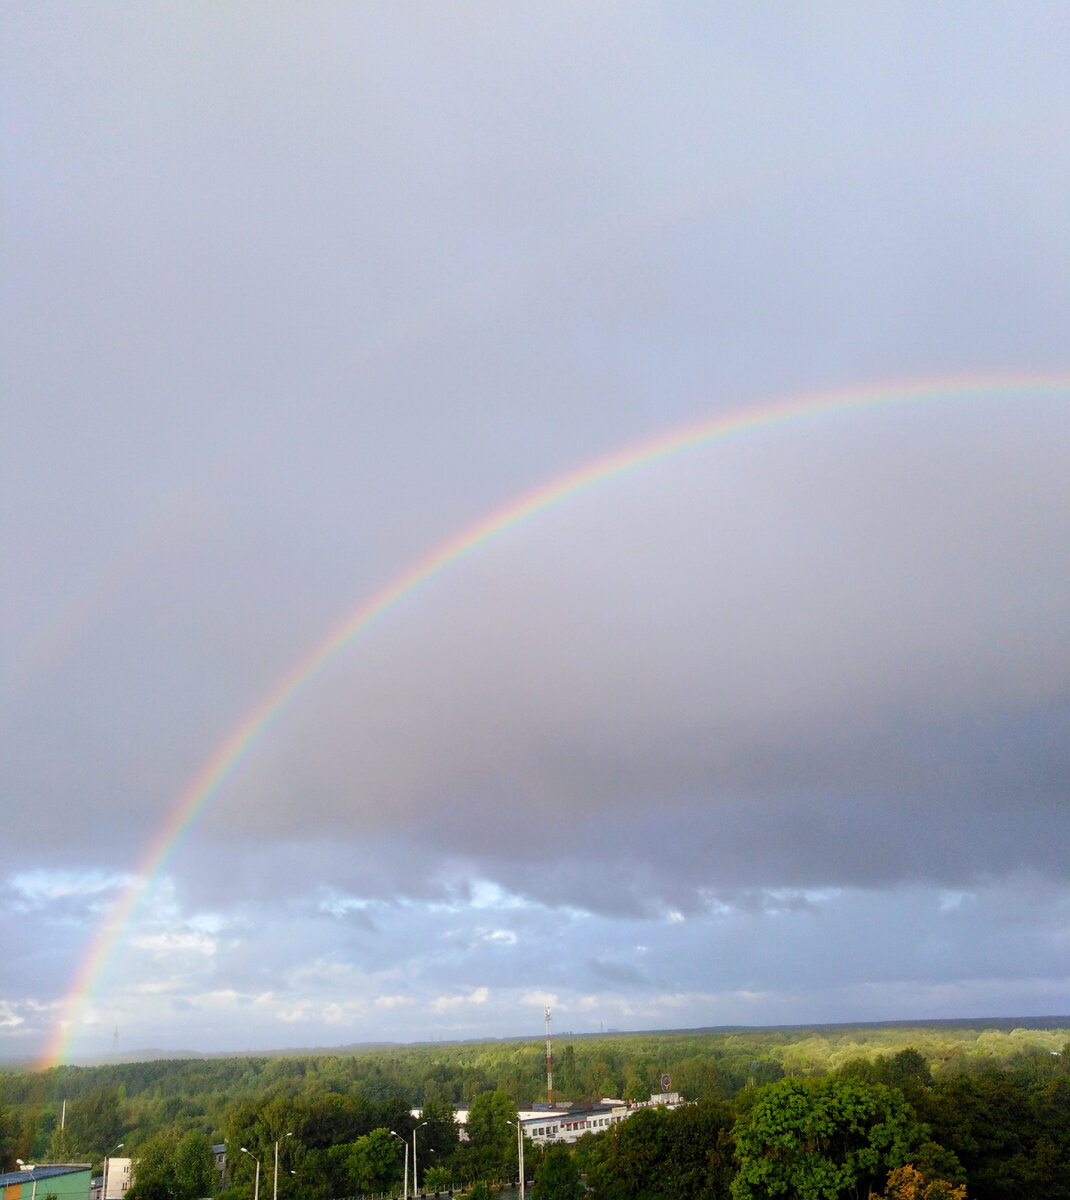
[411,1121,427,1197]
[16,1161,37,1200]
[507,1121,525,1200]
[102,1143,125,1200]
[241,1147,262,1200]
[273,1133,293,1200]
[389,1131,408,1200]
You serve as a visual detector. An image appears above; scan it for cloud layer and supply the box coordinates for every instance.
[3,4,1069,1060]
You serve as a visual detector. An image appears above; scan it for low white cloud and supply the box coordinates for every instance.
[129,931,217,956]
[0,1002,25,1029]
[322,1001,365,1025]
[188,912,227,934]
[430,987,490,1013]
[375,994,412,1009]
[192,989,269,1009]
[276,1004,311,1023]
[132,978,180,995]
[469,881,532,911]
[24,998,61,1015]
[317,889,375,918]
[10,869,135,908]
[479,928,518,946]
[522,991,557,1008]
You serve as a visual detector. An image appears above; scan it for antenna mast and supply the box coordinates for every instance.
[545,1006,553,1108]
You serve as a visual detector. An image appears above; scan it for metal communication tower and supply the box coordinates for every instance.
[545,1006,553,1107]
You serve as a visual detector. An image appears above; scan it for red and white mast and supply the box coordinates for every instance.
[545,1006,553,1107]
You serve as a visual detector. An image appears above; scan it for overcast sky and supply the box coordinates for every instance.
[3,3,1070,1063]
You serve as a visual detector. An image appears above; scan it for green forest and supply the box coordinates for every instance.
[2,1020,1069,1200]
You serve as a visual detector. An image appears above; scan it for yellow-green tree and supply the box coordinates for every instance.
[871,1164,966,1200]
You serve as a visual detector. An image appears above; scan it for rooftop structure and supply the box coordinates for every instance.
[453,1090,685,1146]
[0,1165,93,1200]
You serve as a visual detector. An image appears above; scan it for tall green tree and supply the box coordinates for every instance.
[462,1090,518,1181]
[416,1099,459,1185]
[48,1124,78,1162]
[0,1096,15,1172]
[300,1092,377,1149]
[731,1077,926,1200]
[531,1143,583,1200]
[67,1087,124,1159]
[327,1128,402,1195]
[585,1102,734,1200]
[127,1129,215,1200]
[175,1131,218,1199]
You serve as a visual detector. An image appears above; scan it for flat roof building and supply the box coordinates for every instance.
[0,1165,93,1200]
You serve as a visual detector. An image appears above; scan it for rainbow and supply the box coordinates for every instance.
[39,371,1070,1067]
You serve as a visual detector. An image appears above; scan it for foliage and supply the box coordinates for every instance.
[127,1129,216,1200]
[461,1089,517,1180]
[0,1096,15,1172]
[584,1100,735,1200]
[423,1163,455,1190]
[67,1086,124,1159]
[731,1076,926,1200]
[460,1184,493,1200]
[2,1022,1070,1199]
[416,1098,461,1181]
[922,1067,1070,1200]
[47,1123,78,1162]
[870,1164,966,1200]
[531,1143,584,1200]
[327,1127,402,1195]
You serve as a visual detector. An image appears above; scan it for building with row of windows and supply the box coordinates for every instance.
[449,1089,683,1147]
[90,1156,133,1200]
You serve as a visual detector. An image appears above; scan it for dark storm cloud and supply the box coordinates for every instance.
[178,401,1070,921]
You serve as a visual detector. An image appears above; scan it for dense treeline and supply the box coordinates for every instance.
[0,1023,1068,1199]
[571,1046,1070,1200]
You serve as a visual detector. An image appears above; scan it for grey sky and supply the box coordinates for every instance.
[3,3,1070,1060]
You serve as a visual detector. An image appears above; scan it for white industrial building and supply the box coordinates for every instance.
[452,1090,683,1147]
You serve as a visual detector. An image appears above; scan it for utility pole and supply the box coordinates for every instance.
[273,1133,292,1200]
[412,1122,426,1197]
[507,1123,525,1200]
[240,1148,261,1200]
[517,1120,525,1200]
[390,1131,408,1200]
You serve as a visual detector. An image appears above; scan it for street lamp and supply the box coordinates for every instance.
[507,1121,525,1200]
[273,1133,293,1200]
[16,1162,38,1200]
[102,1144,125,1200]
[389,1131,409,1200]
[411,1121,427,1197]
[240,1147,262,1200]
